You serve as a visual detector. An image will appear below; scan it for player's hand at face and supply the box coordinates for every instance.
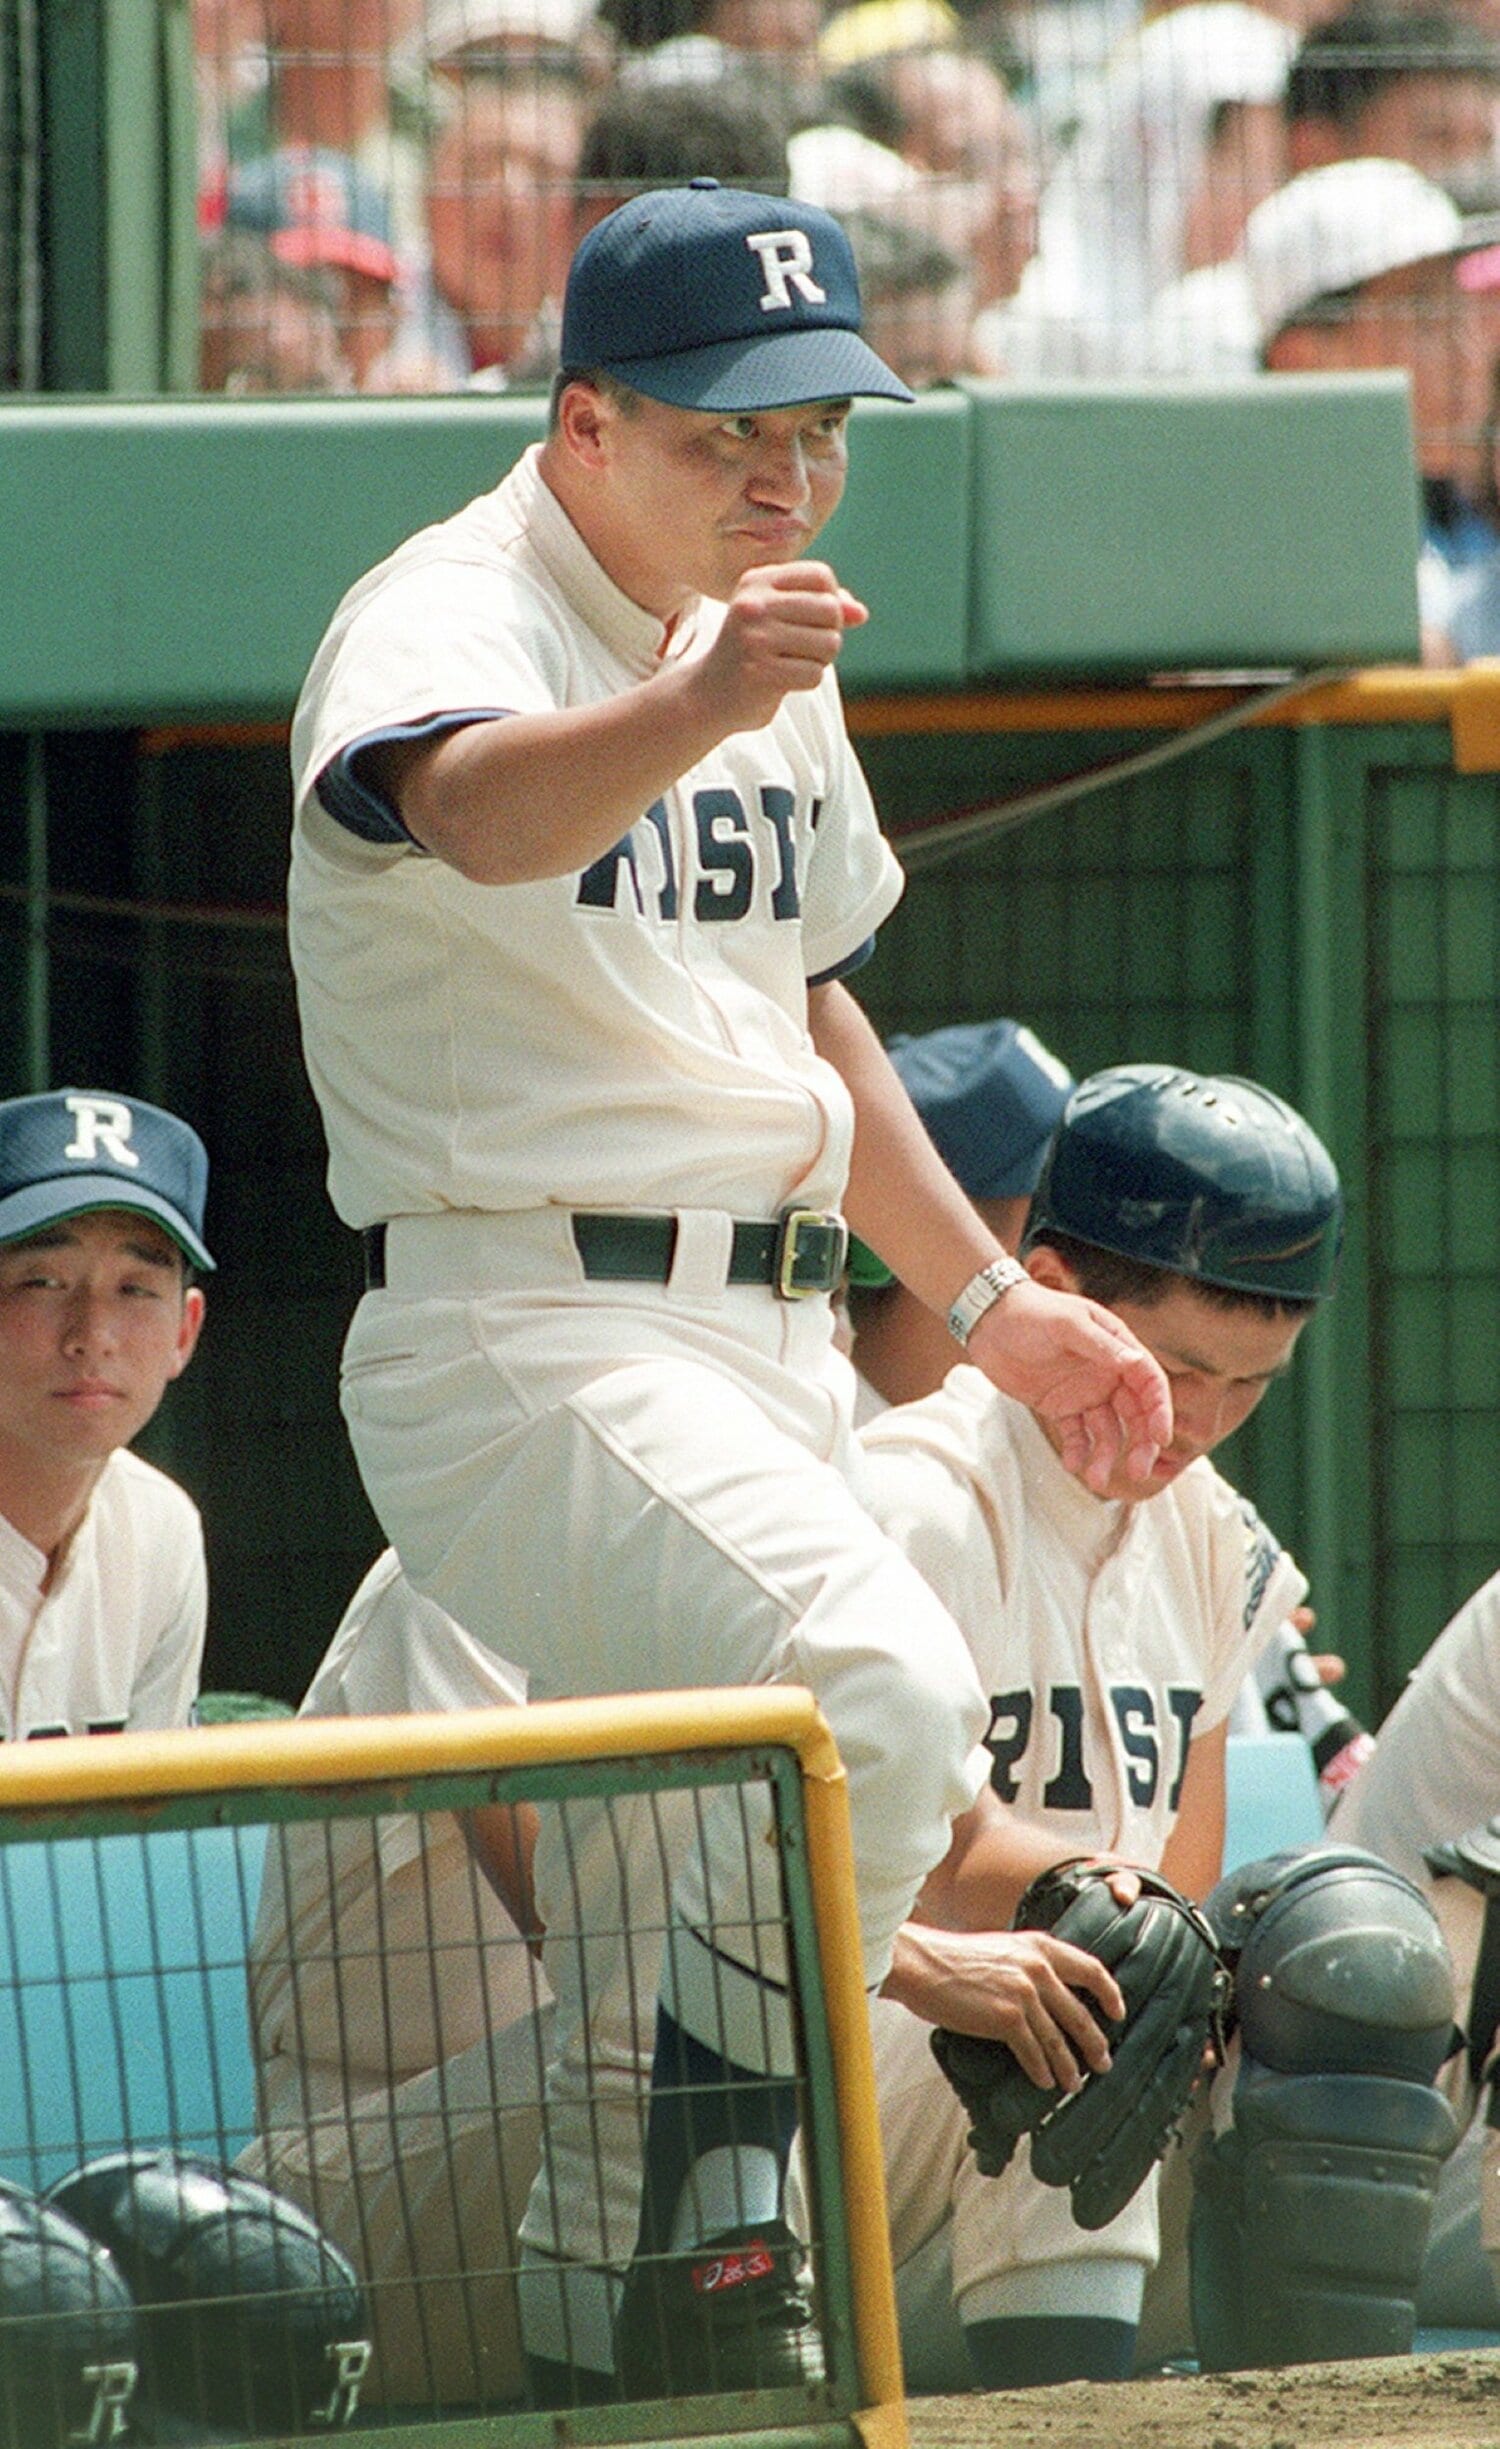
[894,1924,1125,2093]
[693,561,868,735]
[964,1276,1172,1493]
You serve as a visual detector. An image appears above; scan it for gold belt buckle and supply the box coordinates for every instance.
[775,1208,850,1300]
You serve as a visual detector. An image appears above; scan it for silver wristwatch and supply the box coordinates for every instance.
[946,1254,1027,1347]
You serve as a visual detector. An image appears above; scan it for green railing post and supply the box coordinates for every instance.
[24,733,50,1092]
[1289,722,1377,1716]
[38,0,196,393]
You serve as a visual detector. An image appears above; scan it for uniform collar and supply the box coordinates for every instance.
[514,444,705,679]
[998,1387,1137,1572]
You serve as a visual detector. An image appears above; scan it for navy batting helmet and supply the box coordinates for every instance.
[0,2177,137,2449]
[47,2153,370,2439]
[1022,1065,1343,1300]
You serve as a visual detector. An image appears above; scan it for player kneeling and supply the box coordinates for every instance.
[861,1066,1457,2385]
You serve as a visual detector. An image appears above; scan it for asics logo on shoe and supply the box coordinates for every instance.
[691,2242,775,2296]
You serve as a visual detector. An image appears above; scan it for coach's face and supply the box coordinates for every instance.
[0,1212,204,1487]
[556,384,853,616]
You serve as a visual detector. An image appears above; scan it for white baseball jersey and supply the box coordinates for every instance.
[858,1367,1305,1862]
[849,1366,1305,2354]
[0,1451,205,1741]
[284,441,993,2368]
[288,444,902,1230]
[1331,1573,1500,2330]
[1335,1571,1500,1890]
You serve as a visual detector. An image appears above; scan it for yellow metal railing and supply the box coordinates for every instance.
[0,1689,907,2449]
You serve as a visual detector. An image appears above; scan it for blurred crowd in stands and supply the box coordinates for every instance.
[194,0,1500,657]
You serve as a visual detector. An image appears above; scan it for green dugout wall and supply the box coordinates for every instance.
[1,381,1496,1723]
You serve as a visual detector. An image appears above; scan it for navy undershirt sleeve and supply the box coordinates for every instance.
[316,742,885,992]
[807,934,878,988]
[314,711,515,847]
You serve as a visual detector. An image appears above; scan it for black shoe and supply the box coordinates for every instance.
[615,2219,825,2397]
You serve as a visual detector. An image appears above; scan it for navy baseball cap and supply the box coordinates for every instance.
[892,1020,1076,1200]
[847,1019,1074,1288]
[558,178,915,410]
[0,1090,214,1271]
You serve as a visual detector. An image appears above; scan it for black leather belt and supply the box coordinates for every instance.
[362,1210,848,1299]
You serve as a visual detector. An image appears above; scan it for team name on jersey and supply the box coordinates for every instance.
[1237,1495,1284,1630]
[576,787,819,925]
[985,1681,1203,1815]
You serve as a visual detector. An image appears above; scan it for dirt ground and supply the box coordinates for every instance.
[907,2348,1500,2449]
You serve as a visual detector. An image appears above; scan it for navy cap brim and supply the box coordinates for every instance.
[0,1179,215,1271]
[600,324,914,410]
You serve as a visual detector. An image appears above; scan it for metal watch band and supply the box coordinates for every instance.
[946,1254,1027,1346]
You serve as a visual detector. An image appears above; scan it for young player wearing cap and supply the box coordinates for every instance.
[855,1066,1344,2386]
[286,179,1173,2398]
[0,1089,211,1741]
[843,1017,1076,1415]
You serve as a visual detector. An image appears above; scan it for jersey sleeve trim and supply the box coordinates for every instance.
[314,710,516,845]
[807,933,877,988]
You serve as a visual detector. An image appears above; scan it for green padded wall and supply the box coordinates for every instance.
[0,391,971,724]
[0,376,1418,724]
[0,396,546,724]
[820,390,972,691]
[965,374,1422,679]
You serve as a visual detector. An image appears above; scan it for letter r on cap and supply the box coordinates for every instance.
[64,1096,140,1170]
[746,230,826,312]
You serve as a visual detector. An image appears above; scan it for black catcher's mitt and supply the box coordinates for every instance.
[930,1860,1229,2230]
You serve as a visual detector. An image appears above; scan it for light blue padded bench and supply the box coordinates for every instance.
[1222,1730,1325,1875]
[0,1821,267,2194]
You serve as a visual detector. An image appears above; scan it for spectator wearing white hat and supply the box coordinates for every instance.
[1248,156,1500,651]
[1143,7,1500,376]
[418,0,615,88]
